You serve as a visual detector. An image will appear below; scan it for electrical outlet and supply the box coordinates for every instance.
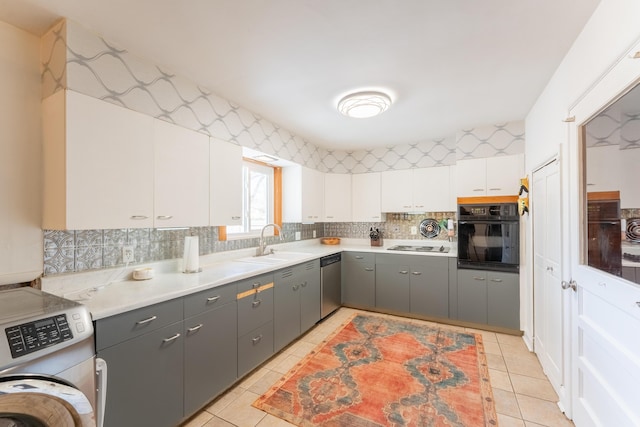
[295,231,301,240]
[122,245,135,263]
[411,226,417,235]
[313,230,317,238]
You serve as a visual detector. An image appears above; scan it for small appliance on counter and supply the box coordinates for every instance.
[369,228,383,247]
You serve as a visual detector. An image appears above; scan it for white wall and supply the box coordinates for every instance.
[523,0,640,345]
[0,20,43,284]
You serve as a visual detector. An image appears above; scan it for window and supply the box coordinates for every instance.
[227,160,275,237]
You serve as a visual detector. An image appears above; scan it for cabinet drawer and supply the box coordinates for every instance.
[237,283,274,337]
[238,321,274,377]
[236,273,274,294]
[184,282,237,318]
[96,298,183,350]
[343,251,375,264]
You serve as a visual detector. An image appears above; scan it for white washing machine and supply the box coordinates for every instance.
[0,288,106,427]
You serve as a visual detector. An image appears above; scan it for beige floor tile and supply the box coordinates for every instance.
[247,369,285,395]
[497,333,527,347]
[486,352,508,371]
[466,327,499,343]
[516,394,574,427]
[256,413,297,426]
[205,387,244,415]
[503,353,547,379]
[180,410,214,427]
[217,389,267,427]
[500,339,533,356]
[286,339,318,358]
[237,367,270,390]
[489,368,513,392]
[483,340,502,355]
[498,413,526,427]
[201,416,236,427]
[270,354,302,374]
[524,422,547,427]
[492,388,522,419]
[510,373,559,402]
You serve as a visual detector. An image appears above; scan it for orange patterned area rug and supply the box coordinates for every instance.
[253,314,497,426]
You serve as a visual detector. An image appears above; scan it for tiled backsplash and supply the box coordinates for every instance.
[43,213,456,275]
[43,223,324,275]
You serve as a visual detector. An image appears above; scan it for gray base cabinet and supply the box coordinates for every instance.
[457,268,519,329]
[274,260,320,352]
[409,255,449,319]
[183,283,238,416]
[96,298,184,427]
[375,255,410,313]
[342,252,376,309]
[236,273,275,377]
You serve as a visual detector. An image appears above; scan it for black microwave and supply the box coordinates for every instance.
[457,203,520,272]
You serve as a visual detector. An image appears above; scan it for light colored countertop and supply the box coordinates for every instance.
[41,238,456,320]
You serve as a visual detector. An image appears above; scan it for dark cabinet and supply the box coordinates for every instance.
[342,251,376,309]
[457,268,519,329]
[96,299,184,427]
[236,273,275,377]
[183,283,237,416]
[274,260,321,352]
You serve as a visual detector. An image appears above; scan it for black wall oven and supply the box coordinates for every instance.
[457,203,520,272]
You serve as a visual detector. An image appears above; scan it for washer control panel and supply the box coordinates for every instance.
[5,314,74,359]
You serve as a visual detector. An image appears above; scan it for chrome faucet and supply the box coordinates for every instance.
[256,223,284,256]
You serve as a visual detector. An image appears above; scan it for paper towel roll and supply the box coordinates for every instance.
[447,219,454,230]
[183,236,200,273]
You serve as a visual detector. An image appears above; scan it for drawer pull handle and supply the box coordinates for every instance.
[355,256,364,259]
[231,216,241,220]
[252,300,262,308]
[130,215,149,220]
[301,281,307,287]
[206,296,220,303]
[364,267,374,271]
[473,277,485,281]
[546,266,553,271]
[156,215,173,220]
[412,272,422,275]
[489,188,501,191]
[473,189,484,192]
[163,333,181,343]
[490,279,503,282]
[187,324,203,333]
[252,334,263,344]
[136,316,157,325]
[293,284,300,291]
[399,270,409,274]
[252,283,261,289]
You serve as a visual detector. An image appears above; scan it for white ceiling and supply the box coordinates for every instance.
[0,0,601,151]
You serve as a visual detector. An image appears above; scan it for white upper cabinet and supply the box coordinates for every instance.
[456,154,524,197]
[381,167,454,212]
[153,120,209,228]
[380,169,413,212]
[43,90,155,229]
[210,138,243,225]
[283,165,324,223]
[585,145,621,194]
[324,174,351,222]
[352,173,382,222]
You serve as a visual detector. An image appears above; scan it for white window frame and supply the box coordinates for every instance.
[226,160,275,239]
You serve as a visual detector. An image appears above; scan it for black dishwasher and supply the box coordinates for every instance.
[320,253,341,318]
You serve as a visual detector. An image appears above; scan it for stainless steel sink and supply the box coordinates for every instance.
[233,251,312,265]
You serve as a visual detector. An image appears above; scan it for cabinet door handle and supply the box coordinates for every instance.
[206,295,220,303]
[414,205,424,208]
[252,300,262,308]
[399,270,409,274]
[163,333,181,343]
[252,282,261,289]
[473,189,484,192]
[488,188,501,191]
[252,334,263,344]
[364,267,374,271]
[293,284,300,291]
[412,271,422,275]
[473,277,486,281]
[355,256,364,259]
[490,278,503,282]
[372,216,380,219]
[231,216,241,220]
[187,324,203,333]
[301,281,307,287]
[130,215,149,220]
[156,215,173,220]
[136,315,157,325]
[546,266,554,271]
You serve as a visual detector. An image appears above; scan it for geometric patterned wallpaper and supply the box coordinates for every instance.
[41,19,524,174]
[585,107,640,150]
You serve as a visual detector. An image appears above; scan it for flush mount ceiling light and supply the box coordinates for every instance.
[337,91,392,118]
